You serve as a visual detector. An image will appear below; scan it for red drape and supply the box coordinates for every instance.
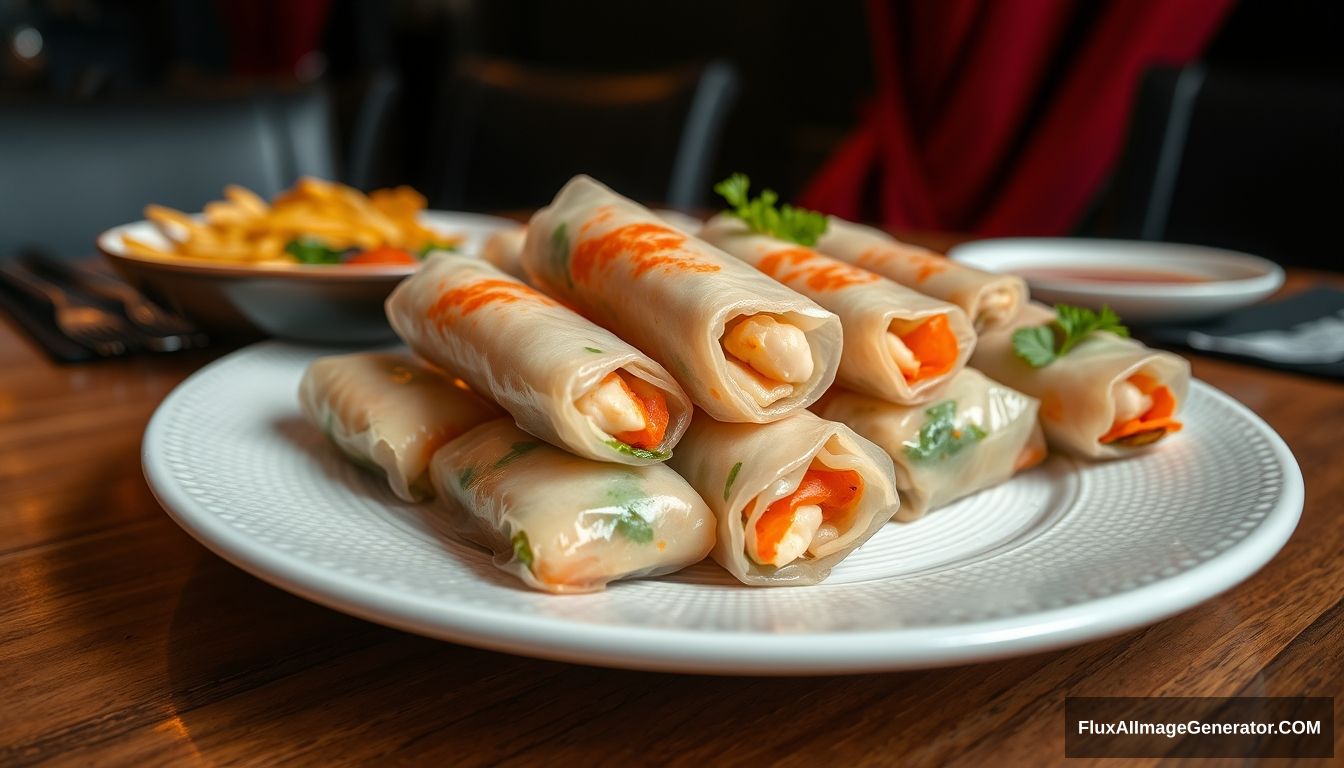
[215,0,333,77]
[799,0,1233,236]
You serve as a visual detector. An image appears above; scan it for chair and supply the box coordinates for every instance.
[427,57,739,212]
[0,86,338,258]
[1093,65,1344,269]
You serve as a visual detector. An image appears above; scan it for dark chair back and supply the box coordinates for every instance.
[0,87,338,258]
[1095,65,1344,269]
[428,57,738,211]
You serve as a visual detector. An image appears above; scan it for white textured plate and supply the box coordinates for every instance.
[144,343,1303,675]
[948,238,1284,323]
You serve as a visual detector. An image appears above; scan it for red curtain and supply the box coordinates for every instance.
[799,0,1233,236]
[215,0,333,77]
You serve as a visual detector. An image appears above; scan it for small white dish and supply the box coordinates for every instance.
[142,342,1303,675]
[948,238,1284,324]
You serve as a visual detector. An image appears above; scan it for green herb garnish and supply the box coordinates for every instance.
[584,347,602,354]
[457,467,477,490]
[285,238,345,264]
[511,531,534,567]
[614,505,655,543]
[903,401,986,462]
[714,173,828,246]
[1012,304,1129,368]
[494,441,540,468]
[550,223,572,288]
[417,242,459,259]
[604,439,670,461]
[723,461,743,501]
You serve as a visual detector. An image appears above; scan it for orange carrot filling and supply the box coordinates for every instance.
[1100,374,1183,444]
[899,315,960,383]
[610,372,670,450]
[753,468,863,563]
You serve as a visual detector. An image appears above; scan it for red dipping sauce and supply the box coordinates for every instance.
[1015,267,1210,284]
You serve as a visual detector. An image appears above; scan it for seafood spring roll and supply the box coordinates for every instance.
[431,419,716,593]
[972,303,1190,459]
[387,254,692,463]
[522,175,842,423]
[701,214,976,404]
[299,352,501,501]
[481,226,529,282]
[667,410,900,585]
[815,369,1046,520]
[815,218,1028,331]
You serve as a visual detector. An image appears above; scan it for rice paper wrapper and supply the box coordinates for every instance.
[816,217,1028,331]
[522,175,842,423]
[387,253,691,464]
[667,409,900,586]
[701,214,976,404]
[430,419,716,593]
[298,352,501,501]
[481,226,529,282]
[972,303,1192,459]
[816,369,1046,520]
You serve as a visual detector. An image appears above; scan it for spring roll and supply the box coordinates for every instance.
[298,352,501,501]
[387,253,692,464]
[815,218,1028,331]
[667,410,900,586]
[815,369,1046,520]
[701,214,976,404]
[430,419,716,593]
[971,303,1190,459]
[481,226,529,282]
[522,175,842,423]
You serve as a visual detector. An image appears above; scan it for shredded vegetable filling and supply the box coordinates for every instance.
[748,467,864,567]
[721,315,813,406]
[1101,372,1182,446]
[576,371,669,450]
[886,314,959,384]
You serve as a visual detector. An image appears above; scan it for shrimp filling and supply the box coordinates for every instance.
[576,370,669,450]
[1101,373,1182,446]
[722,314,814,406]
[746,467,864,567]
[886,314,959,384]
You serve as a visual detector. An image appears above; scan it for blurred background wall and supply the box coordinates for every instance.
[0,0,1340,266]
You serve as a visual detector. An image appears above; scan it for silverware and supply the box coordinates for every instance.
[21,251,206,351]
[0,262,138,357]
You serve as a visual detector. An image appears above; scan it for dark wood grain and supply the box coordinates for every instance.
[2,266,1341,767]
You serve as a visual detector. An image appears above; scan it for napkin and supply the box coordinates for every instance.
[1144,286,1344,379]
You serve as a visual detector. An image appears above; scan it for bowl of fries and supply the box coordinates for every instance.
[97,178,515,342]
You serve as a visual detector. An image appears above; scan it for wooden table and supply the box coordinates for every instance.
[2,269,1341,767]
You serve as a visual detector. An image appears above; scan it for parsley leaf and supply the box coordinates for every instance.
[1012,304,1130,368]
[903,401,986,462]
[285,238,345,264]
[714,173,828,246]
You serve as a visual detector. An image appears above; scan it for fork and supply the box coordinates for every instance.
[0,262,137,357]
[21,251,205,350]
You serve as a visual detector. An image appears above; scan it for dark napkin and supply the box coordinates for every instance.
[1142,286,1344,379]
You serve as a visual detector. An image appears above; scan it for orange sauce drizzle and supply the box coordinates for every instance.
[571,222,719,285]
[428,278,555,326]
[757,247,878,292]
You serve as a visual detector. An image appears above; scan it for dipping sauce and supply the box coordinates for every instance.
[1015,267,1210,284]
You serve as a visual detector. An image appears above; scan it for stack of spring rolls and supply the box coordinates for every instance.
[298,174,1192,594]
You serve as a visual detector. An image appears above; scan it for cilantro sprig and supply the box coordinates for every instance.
[903,401,986,462]
[714,173,828,246]
[1012,304,1129,368]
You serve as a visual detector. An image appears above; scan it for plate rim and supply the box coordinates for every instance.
[142,342,1304,675]
[948,237,1285,299]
